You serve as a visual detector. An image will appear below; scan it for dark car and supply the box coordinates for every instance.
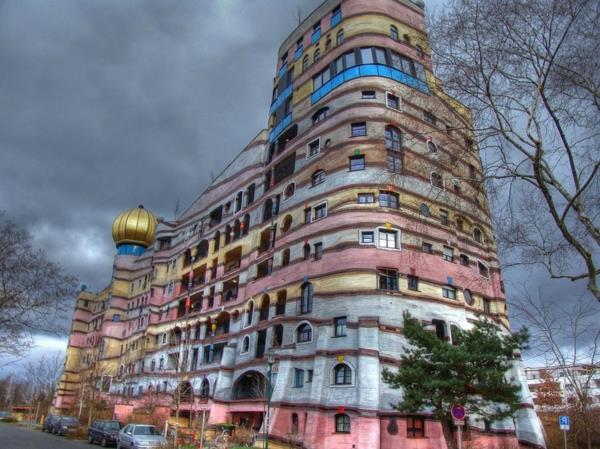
[52,415,80,435]
[42,414,61,432]
[0,410,14,421]
[88,420,122,446]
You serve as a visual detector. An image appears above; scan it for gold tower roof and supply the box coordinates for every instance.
[112,205,158,248]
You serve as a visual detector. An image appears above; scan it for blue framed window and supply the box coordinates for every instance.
[311,21,321,44]
[330,5,342,27]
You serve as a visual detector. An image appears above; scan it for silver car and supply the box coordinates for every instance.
[116,424,166,449]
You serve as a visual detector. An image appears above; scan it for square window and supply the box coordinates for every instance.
[459,254,469,266]
[407,417,425,438]
[334,316,347,337]
[360,231,374,244]
[379,191,399,208]
[387,152,402,173]
[423,111,437,125]
[478,262,489,277]
[378,268,399,291]
[439,209,449,225]
[308,139,320,157]
[304,208,312,224]
[351,122,367,137]
[386,92,400,110]
[307,369,314,383]
[442,246,454,262]
[408,275,419,291]
[483,297,492,313]
[358,193,375,203]
[313,204,327,221]
[362,90,376,99]
[314,242,323,260]
[379,229,398,249]
[349,155,365,171]
[442,287,456,300]
[422,242,433,254]
[294,368,304,387]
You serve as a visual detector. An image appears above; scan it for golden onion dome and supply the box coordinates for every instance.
[112,205,158,248]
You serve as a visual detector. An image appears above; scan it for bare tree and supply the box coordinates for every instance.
[430,0,600,301]
[23,351,64,418]
[0,213,78,356]
[512,290,599,449]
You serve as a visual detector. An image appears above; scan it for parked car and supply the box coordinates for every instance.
[42,414,61,432]
[52,415,80,436]
[116,424,166,449]
[0,410,14,421]
[88,419,122,446]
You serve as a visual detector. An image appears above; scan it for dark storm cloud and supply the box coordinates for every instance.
[0,0,324,291]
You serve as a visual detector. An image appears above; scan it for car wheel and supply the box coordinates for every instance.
[101,437,107,447]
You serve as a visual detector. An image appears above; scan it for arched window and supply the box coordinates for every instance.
[197,240,209,259]
[213,231,221,251]
[242,213,250,236]
[233,219,241,240]
[390,25,399,41]
[312,107,329,124]
[291,413,299,434]
[272,324,283,347]
[385,126,401,151]
[335,414,350,433]
[281,248,290,267]
[235,191,243,212]
[246,302,254,326]
[300,282,313,314]
[263,198,274,222]
[246,183,256,205]
[312,169,326,186]
[241,336,250,353]
[303,243,311,260]
[259,295,270,321]
[224,225,232,244]
[302,54,310,71]
[336,29,344,46]
[314,48,321,63]
[281,215,292,233]
[473,227,483,243]
[431,172,443,189]
[296,323,312,343]
[333,363,352,385]
[325,36,332,50]
[276,290,287,315]
[200,378,210,398]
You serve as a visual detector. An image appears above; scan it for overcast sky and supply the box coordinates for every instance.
[0,0,594,375]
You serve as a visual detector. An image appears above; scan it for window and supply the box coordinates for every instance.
[360,47,373,64]
[408,275,419,291]
[362,90,376,99]
[358,193,375,203]
[302,54,309,71]
[407,417,425,438]
[291,413,299,434]
[431,172,443,189]
[303,243,311,261]
[456,218,464,232]
[313,67,331,90]
[334,363,352,384]
[423,111,437,125]
[349,155,365,171]
[284,183,295,200]
[297,322,312,342]
[351,122,366,137]
[459,254,469,266]
[442,246,454,262]
[307,369,314,382]
[390,25,399,41]
[464,289,474,305]
[386,92,401,110]
[304,207,312,224]
[360,231,374,244]
[442,286,456,300]
[241,336,250,353]
[312,169,326,186]
[439,209,449,225]
[336,29,344,45]
[334,316,347,337]
[312,108,329,124]
[313,203,327,220]
[379,268,399,291]
[385,126,402,151]
[313,48,321,63]
[421,242,433,253]
[312,21,321,44]
[478,262,489,277]
[379,229,398,249]
[326,36,332,50]
[420,203,430,217]
[335,414,350,433]
[294,368,304,387]
[416,45,424,59]
[483,297,492,313]
[334,51,356,73]
[427,140,438,153]
[473,227,483,243]
[300,283,313,314]
[379,191,399,208]
[314,242,323,260]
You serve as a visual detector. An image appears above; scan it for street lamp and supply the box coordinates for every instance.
[264,351,275,449]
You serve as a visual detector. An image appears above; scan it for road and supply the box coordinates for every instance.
[0,423,91,449]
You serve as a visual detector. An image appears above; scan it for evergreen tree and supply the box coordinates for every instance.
[382,312,529,449]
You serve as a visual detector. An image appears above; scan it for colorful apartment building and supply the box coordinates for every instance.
[53,0,547,447]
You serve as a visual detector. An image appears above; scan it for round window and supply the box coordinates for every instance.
[427,140,438,153]
[464,289,474,305]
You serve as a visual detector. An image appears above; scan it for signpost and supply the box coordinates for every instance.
[451,406,467,449]
[559,416,570,449]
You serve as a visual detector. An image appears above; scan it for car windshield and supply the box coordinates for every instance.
[134,426,160,435]
[104,422,120,430]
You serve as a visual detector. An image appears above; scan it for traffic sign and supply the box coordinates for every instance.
[451,405,466,421]
[559,415,570,430]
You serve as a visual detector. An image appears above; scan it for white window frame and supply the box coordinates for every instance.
[359,229,375,246]
[385,91,402,111]
[442,286,457,300]
[330,361,356,387]
[307,137,321,159]
[240,335,250,354]
[377,227,400,250]
[295,321,314,345]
